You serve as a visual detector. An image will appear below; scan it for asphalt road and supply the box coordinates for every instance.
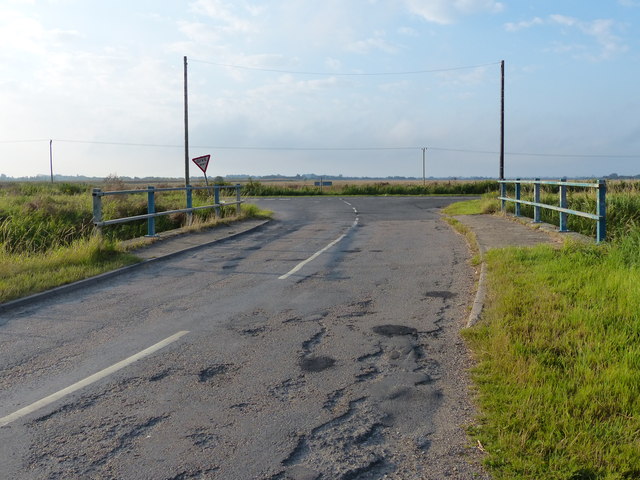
[0,196,489,480]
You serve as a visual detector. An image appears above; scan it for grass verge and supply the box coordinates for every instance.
[464,238,640,479]
[442,195,500,216]
[0,236,139,303]
[442,216,481,261]
[441,197,490,261]
[1,204,272,304]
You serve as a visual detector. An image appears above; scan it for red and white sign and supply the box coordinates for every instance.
[192,155,211,174]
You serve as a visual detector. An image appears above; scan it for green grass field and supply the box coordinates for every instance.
[241,178,499,196]
[445,196,640,479]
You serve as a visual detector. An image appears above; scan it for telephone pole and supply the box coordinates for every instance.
[422,147,427,186]
[184,56,190,187]
[500,60,505,180]
[49,139,54,183]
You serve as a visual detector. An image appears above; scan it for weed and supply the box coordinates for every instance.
[442,216,480,258]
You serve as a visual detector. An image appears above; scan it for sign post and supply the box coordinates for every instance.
[192,155,211,185]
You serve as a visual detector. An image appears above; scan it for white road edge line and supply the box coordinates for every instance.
[0,330,190,428]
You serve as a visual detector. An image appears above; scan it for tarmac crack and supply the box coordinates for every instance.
[356,344,384,362]
[282,436,311,466]
[301,326,327,356]
[197,364,230,382]
[279,396,393,479]
[311,397,367,437]
[341,457,391,480]
[323,388,346,411]
[166,467,220,480]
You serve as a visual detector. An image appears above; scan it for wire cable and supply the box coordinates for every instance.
[189,58,501,76]
[3,138,640,159]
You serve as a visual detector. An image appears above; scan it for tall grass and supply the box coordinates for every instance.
[0,183,94,253]
[0,235,139,303]
[0,181,249,255]
[0,181,271,302]
[464,236,640,479]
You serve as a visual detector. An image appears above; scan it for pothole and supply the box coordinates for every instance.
[299,355,336,373]
[424,290,457,299]
[372,325,418,337]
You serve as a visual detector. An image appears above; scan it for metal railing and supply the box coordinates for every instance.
[498,178,607,243]
[92,184,243,236]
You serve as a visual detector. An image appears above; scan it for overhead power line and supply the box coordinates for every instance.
[3,138,640,159]
[0,139,50,144]
[56,139,184,148]
[190,59,502,76]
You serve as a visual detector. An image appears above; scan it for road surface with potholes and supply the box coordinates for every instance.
[0,196,489,479]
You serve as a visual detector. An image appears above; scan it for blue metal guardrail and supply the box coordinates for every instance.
[92,184,243,236]
[498,178,607,243]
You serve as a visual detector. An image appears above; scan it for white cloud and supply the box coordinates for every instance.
[325,57,342,70]
[548,14,575,27]
[454,0,504,15]
[177,20,221,45]
[346,32,398,54]
[188,0,253,34]
[388,118,418,143]
[401,0,504,25]
[505,14,627,60]
[397,26,418,36]
[378,80,411,93]
[0,9,82,58]
[504,17,543,32]
[551,15,627,60]
[247,75,342,99]
[0,10,47,55]
[436,65,489,87]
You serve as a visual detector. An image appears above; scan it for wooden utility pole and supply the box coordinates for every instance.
[422,147,426,185]
[500,60,505,180]
[49,139,54,183]
[184,56,190,187]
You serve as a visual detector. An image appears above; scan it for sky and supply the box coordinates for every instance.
[1,0,640,180]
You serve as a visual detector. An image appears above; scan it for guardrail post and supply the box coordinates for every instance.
[533,178,541,223]
[214,185,221,218]
[235,184,241,216]
[186,185,193,225]
[500,181,506,212]
[597,179,607,243]
[146,186,156,237]
[515,178,521,217]
[92,188,103,235]
[559,177,568,232]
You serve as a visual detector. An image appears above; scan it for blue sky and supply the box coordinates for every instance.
[1,0,639,179]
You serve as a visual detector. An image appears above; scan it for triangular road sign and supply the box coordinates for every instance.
[192,155,210,174]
